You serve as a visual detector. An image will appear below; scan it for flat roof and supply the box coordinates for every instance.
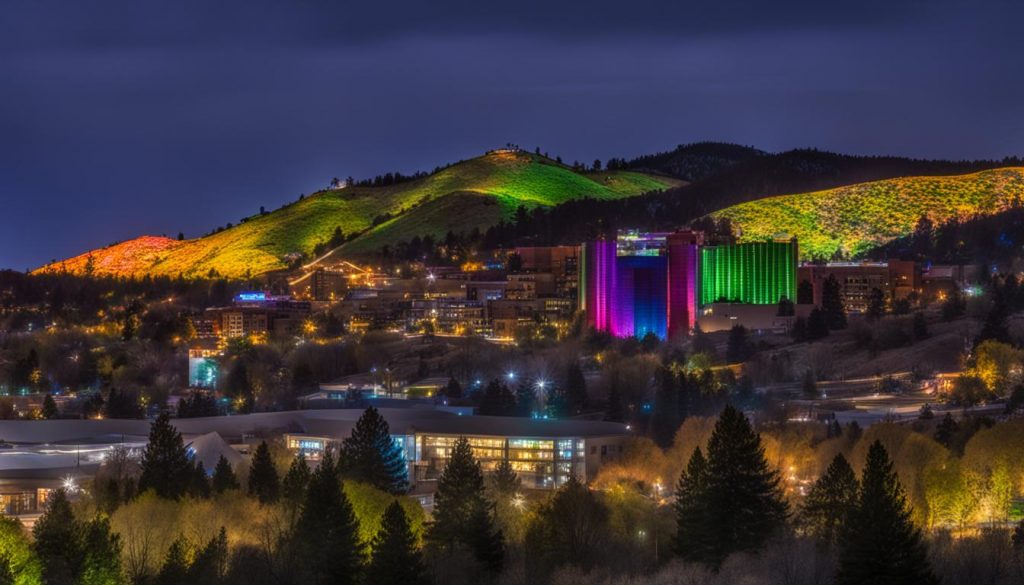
[0,409,629,446]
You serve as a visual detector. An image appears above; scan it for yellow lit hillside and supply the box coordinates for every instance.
[37,151,680,279]
[709,168,1024,259]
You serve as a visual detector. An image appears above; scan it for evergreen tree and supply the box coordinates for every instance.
[428,436,504,571]
[791,316,809,341]
[565,362,587,415]
[154,537,190,585]
[479,380,515,416]
[189,460,211,499]
[941,289,966,321]
[797,279,814,304]
[977,294,1010,345]
[674,447,714,562]
[866,287,886,320]
[188,527,228,583]
[79,516,122,585]
[651,365,680,448]
[293,450,363,585]
[527,475,602,569]
[444,376,462,399]
[934,413,960,448]
[42,394,58,419]
[339,407,407,494]
[366,502,429,585]
[138,413,191,499]
[702,405,788,565]
[466,498,505,573]
[821,275,847,330]
[248,441,280,504]
[211,455,240,494]
[32,489,81,585]
[725,325,754,363]
[282,452,311,509]
[837,441,938,585]
[807,307,830,340]
[491,458,521,496]
[799,454,858,545]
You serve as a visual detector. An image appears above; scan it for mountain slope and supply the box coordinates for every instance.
[38,150,679,278]
[709,167,1024,259]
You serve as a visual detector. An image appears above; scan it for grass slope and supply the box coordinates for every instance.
[40,151,677,278]
[709,168,1024,259]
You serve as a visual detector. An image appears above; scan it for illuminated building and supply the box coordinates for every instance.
[699,239,798,306]
[187,342,220,388]
[205,292,312,339]
[581,230,701,339]
[797,260,922,313]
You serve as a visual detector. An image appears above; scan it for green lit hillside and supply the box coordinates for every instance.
[39,150,679,278]
[709,168,1024,259]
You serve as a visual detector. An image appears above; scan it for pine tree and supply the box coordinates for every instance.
[528,475,603,570]
[79,516,122,585]
[807,308,830,340]
[154,536,190,585]
[339,407,407,494]
[866,287,886,320]
[293,450,363,585]
[725,325,754,363]
[821,275,847,330]
[799,454,858,545]
[428,436,504,571]
[138,413,191,499]
[934,412,959,448]
[32,489,82,585]
[467,498,505,573]
[565,362,587,415]
[189,461,211,499]
[702,405,788,565]
[42,394,58,419]
[837,441,938,585]
[491,458,520,496]
[248,441,280,504]
[366,502,429,585]
[282,452,311,509]
[444,376,463,399]
[651,365,680,448]
[211,455,240,494]
[188,527,228,583]
[675,447,713,562]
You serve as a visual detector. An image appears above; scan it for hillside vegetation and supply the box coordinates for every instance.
[710,167,1024,259]
[39,151,678,278]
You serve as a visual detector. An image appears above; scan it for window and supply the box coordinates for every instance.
[601,445,607,455]
[590,445,597,454]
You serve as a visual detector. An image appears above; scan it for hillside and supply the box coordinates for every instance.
[38,150,679,278]
[709,167,1024,259]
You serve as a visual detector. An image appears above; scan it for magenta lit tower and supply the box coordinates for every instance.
[667,230,703,339]
[580,230,702,340]
[580,239,617,333]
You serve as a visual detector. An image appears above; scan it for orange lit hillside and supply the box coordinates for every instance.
[39,236,185,278]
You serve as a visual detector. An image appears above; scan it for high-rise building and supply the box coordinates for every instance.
[581,230,702,340]
[699,239,798,306]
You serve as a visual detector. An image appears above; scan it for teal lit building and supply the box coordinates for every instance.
[699,239,798,306]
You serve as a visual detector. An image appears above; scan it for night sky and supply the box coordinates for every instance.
[2,0,1021,270]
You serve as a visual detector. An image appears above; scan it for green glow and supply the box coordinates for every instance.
[700,241,796,306]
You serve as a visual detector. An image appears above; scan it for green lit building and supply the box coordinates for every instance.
[699,239,798,306]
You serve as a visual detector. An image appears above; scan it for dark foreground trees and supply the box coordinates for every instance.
[674,405,788,566]
[427,436,504,573]
[367,501,429,585]
[799,453,858,544]
[339,407,408,495]
[837,440,939,585]
[138,413,191,499]
[291,450,363,585]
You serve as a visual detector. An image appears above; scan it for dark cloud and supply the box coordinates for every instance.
[0,0,1022,269]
